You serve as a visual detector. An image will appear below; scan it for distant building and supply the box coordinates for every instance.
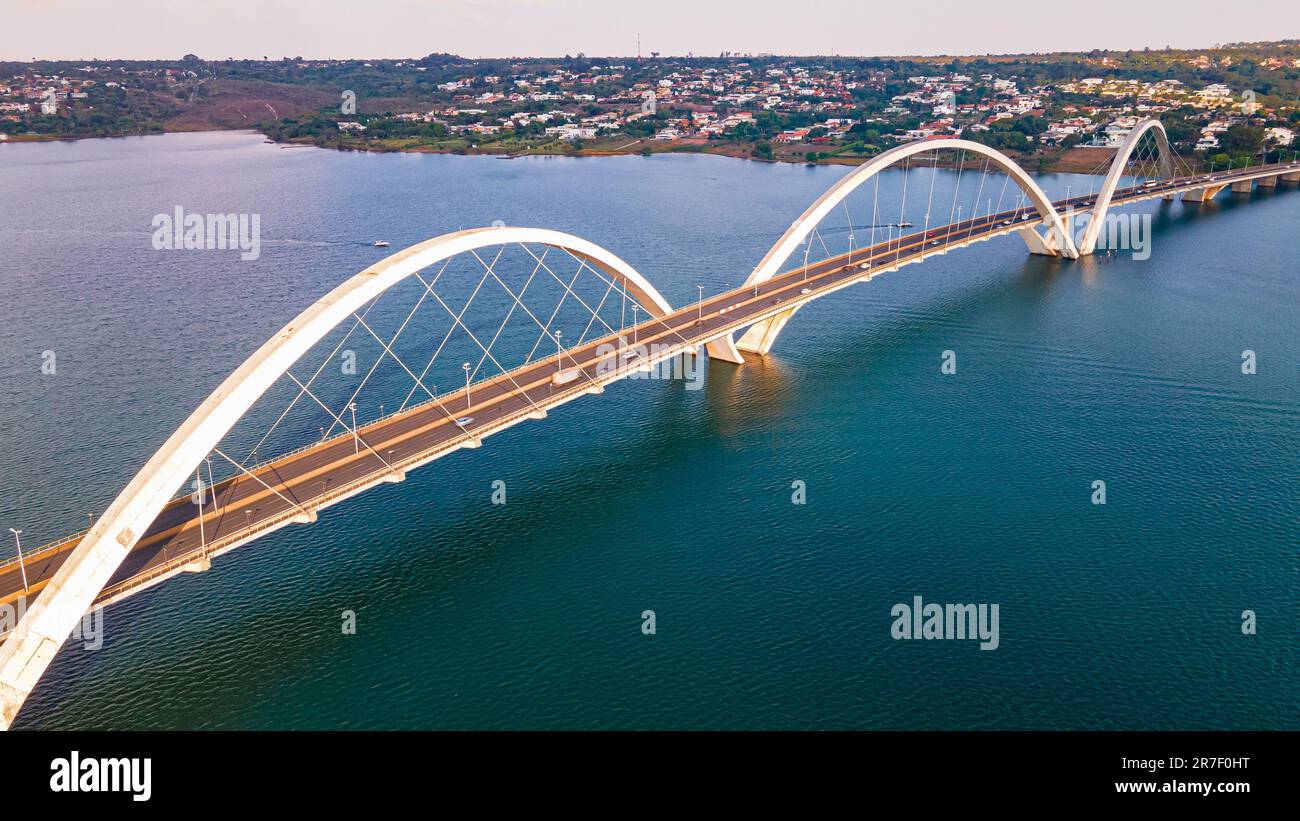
[1265,127,1294,147]
[545,125,596,141]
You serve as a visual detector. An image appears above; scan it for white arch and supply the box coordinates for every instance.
[0,226,672,729]
[1077,119,1173,256]
[707,138,1078,362]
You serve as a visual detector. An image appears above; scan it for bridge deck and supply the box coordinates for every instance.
[2,160,1295,621]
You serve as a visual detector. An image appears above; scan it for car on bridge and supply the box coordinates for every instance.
[552,369,580,387]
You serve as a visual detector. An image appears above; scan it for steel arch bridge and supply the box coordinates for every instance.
[2,119,1298,728]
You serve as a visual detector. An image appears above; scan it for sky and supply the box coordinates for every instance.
[3,0,1299,61]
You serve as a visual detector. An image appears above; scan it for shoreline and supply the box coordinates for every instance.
[2,125,1115,174]
[266,132,1114,174]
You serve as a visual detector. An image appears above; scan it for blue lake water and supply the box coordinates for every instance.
[0,131,1296,729]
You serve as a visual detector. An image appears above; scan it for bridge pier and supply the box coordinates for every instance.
[1018,226,1069,257]
[1257,175,1278,188]
[705,335,745,365]
[1231,179,1254,194]
[181,554,212,574]
[735,307,800,357]
[1282,171,1300,183]
[1183,184,1227,202]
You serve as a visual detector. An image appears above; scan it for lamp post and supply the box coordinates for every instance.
[555,328,563,371]
[348,402,358,454]
[697,285,704,323]
[9,528,27,593]
[462,362,471,410]
[195,465,207,559]
[631,305,639,344]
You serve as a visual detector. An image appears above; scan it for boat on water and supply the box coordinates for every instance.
[373,240,390,247]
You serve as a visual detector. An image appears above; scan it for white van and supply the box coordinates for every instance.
[552,369,580,387]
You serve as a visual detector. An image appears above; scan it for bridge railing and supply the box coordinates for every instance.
[0,528,90,574]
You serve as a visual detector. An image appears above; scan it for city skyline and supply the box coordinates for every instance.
[3,0,1300,62]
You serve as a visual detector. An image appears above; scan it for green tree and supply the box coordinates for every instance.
[1219,123,1264,156]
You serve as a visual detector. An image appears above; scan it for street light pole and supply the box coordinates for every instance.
[697,285,703,323]
[631,305,639,344]
[9,528,27,593]
[348,402,358,454]
[205,457,215,505]
[195,465,207,559]
[555,328,563,370]
[462,362,471,410]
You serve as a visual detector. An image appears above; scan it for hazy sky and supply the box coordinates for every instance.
[4,0,1299,61]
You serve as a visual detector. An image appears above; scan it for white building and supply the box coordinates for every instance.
[545,125,597,141]
[1265,127,1295,147]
